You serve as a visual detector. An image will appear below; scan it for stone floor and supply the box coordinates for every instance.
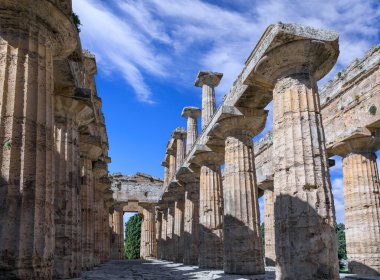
[70,260,380,280]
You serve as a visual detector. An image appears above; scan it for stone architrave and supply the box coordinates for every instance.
[264,189,276,266]
[211,107,267,274]
[253,32,340,279]
[177,166,200,266]
[173,127,187,170]
[191,149,224,269]
[0,1,77,278]
[332,133,380,276]
[195,71,223,130]
[182,107,201,153]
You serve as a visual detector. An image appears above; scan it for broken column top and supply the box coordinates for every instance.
[194,71,223,87]
[243,22,339,85]
[172,127,187,139]
[181,106,202,118]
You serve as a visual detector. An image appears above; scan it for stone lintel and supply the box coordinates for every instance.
[243,23,339,86]
[182,106,201,119]
[331,130,380,156]
[195,71,223,87]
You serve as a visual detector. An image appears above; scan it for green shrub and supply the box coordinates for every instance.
[124,214,142,259]
[336,223,347,260]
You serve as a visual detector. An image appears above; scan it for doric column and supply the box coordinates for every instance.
[174,194,185,263]
[173,127,187,170]
[160,208,168,260]
[162,160,170,186]
[332,134,380,275]
[53,95,92,278]
[155,208,163,259]
[195,71,223,130]
[254,38,340,279]
[192,150,224,269]
[168,152,176,181]
[166,201,176,261]
[111,207,124,260]
[0,1,77,278]
[212,107,267,274]
[264,189,276,266]
[182,107,201,153]
[178,167,200,266]
[140,205,157,259]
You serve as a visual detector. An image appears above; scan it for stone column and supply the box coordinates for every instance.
[140,205,157,259]
[174,195,185,263]
[168,152,176,181]
[195,71,223,130]
[332,135,380,275]
[111,207,124,260]
[255,40,340,279]
[166,202,176,261]
[160,208,168,260]
[264,189,276,266]
[162,160,170,186]
[53,95,92,278]
[178,168,200,266]
[155,208,163,259]
[182,107,201,153]
[0,2,77,278]
[173,127,187,170]
[213,108,267,274]
[193,151,224,269]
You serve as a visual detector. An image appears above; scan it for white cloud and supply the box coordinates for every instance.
[331,177,345,223]
[74,0,380,104]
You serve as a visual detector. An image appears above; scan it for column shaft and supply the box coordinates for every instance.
[174,198,184,262]
[186,117,198,153]
[169,154,176,181]
[343,152,380,275]
[53,117,81,278]
[199,163,223,268]
[176,138,186,170]
[264,189,276,266]
[0,28,55,279]
[167,203,175,261]
[201,85,216,130]
[111,209,124,260]
[223,131,264,274]
[183,181,200,265]
[160,209,168,260]
[140,206,157,259]
[156,210,162,259]
[273,73,339,279]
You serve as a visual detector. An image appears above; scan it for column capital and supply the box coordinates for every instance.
[182,106,201,119]
[177,166,200,184]
[331,129,380,156]
[195,71,223,87]
[190,145,224,166]
[172,127,187,140]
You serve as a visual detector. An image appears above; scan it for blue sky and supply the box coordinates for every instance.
[73,0,380,224]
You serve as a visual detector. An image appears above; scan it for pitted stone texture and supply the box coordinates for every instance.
[199,162,224,269]
[264,190,276,266]
[223,130,264,274]
[140,206,157,259]
[343,152,380,276]
[272,73,339,280]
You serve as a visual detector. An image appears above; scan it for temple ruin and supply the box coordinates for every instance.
[0,1,379,280]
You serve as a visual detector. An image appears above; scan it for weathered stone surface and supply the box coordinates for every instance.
[182,107,201,153]
[140,205,157,259]
[264,190,276,266]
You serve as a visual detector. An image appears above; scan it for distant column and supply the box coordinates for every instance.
[182,107,201,153]
[195,71,223,130]
[173,127,187,170]
[264,189,276,266]
[174,195,185,263]
[140,205,157,259]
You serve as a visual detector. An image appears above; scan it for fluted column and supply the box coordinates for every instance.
[111,208,124,260]
[160,208,168,260]
[0,2,77,278]
[343,151,380,275]
[223,130,264,274]
[162,161,170,186]
[182,107,201,153]
[169,153,176,181]
[173,127,187,170]
[264,189,276,266]
[195,71,223,130]
[332,134,380,276]
[140,205,157,259]
[166,202,176,261]
[174,196,185,263]
[182,174,200,265]
[155,209,163,259]
[196,153,224,269]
